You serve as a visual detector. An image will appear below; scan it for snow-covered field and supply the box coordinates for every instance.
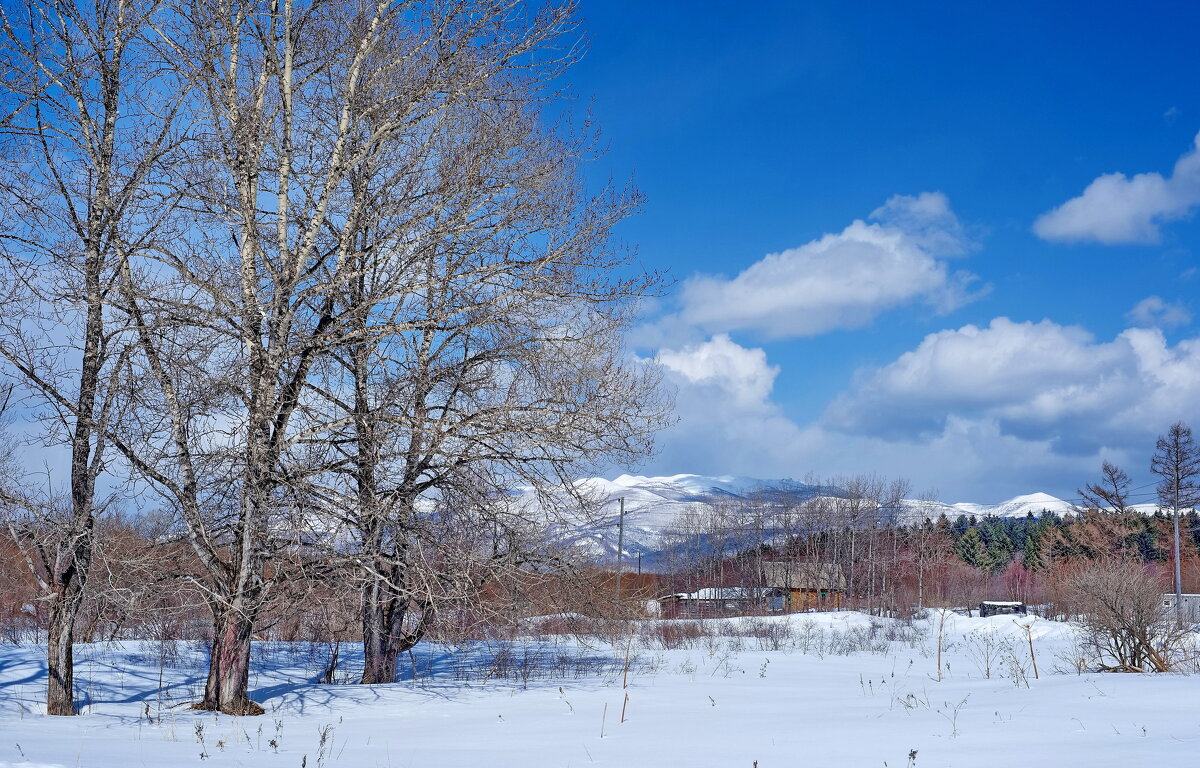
[1,611,1197,767]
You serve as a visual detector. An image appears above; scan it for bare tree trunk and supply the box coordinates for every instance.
[46,587,84,715]
[359,598,399,685]
[1172,504,1183,622]
[200,604,263,716]
[43,244,105,716]
[360,573,431,685]
[359,577,402,685]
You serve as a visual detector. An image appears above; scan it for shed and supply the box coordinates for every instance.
[760,562,846,612]
[1161,593,1200,622]
[658,587,765,618]
[979,601,1026,617]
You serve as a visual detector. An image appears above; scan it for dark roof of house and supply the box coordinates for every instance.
[761,562,846,591]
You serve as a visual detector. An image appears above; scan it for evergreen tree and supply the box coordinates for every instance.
[955,527,988,570]
[1021,527,1044,571]
[984,527,1015,572]
[952,515,973,537]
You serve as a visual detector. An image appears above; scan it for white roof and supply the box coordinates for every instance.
[671,587,761,601]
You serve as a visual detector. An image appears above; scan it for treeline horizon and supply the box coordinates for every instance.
[6,499,1199,654]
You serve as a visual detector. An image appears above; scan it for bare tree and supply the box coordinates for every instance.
[279,0,666,683]
[1150,422,1200,623]
[906,500,952,610]
[0,0,183,715]
[1078,460,1133,514]
[106,0,665,712]
[109,0,456,715]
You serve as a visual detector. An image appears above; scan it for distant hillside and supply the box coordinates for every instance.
[524,474,1110,566]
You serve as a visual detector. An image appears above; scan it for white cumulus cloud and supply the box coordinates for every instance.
[665,192,981,340]
[656,334,779,408]
[825,317,1200,452]
[1034,132,1200,244]
[651,335,810,473]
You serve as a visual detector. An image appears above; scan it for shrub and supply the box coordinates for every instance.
[1064,559,1185,672]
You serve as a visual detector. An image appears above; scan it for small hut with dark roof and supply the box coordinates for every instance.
[760,562,846,612]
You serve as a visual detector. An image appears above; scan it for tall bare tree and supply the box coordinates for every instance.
[296,2,667,681]
[1150,422,1200,623]
[111,0,448,715]
[106,0,663,713]
[1078,460,1133,515]
[0,0,183,715]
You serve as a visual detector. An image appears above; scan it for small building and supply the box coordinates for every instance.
[760,562,846,612]
[979,600,1026,617]
[658,587,764,618]
[657,563,847,618]
[1160,593,1200,621]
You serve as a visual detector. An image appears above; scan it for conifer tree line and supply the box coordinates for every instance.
[657,425,1200,622]
[657,496,1200,620]
[0,0,668,716]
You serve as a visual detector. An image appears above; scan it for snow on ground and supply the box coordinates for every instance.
[1,611,1198,767]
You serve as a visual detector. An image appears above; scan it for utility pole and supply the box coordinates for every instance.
[615,497,625,605]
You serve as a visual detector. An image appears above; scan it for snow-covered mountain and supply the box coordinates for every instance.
[528,474,826,566]
[525,474,1087,565]
[948,491,1078,519]
[898,492,1082,521]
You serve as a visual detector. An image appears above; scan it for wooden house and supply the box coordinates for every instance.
[760,562,846,612]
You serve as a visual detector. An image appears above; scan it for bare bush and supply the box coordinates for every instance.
[638,621,710,650]
[1064,559,1185,672]
[962,629,1009,679]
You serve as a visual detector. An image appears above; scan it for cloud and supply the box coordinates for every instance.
[644,333,1123,501]
[662,192,981,340]
[1034,132,1200,244]
[651,335,810,473]
[1126,295,1191,329]
[825,317,1200,452]
[655,334,779,408]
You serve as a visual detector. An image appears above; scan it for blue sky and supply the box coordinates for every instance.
[572,1,1200,501]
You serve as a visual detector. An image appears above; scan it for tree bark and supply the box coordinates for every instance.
[46,585,84,716]
[360,568,431,685]
[359,582,400,685]
[1173,503,1183,623]
[197,606,264,716]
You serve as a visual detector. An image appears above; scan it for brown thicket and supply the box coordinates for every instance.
[1063,558,1184,672]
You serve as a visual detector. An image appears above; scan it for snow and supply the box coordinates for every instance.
[2,611,1199,767]
[669,587,759,600]
[948,491,1077,519]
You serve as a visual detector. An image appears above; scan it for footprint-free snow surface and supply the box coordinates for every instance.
[1,611,1197,767]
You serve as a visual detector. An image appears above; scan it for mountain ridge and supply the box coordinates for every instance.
[528,473,1130,565]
